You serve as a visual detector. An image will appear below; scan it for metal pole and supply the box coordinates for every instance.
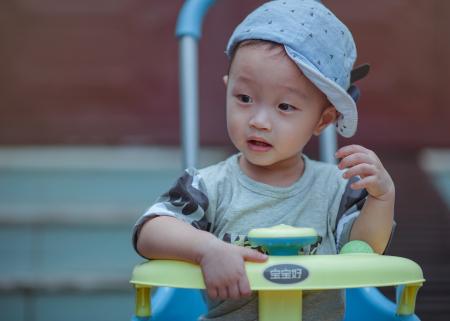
[319,125,337,164]
[176,0,216,170]
[179,36,199,169]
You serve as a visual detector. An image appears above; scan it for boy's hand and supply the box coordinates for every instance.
[336,144,395,201]
[198,238,268,300]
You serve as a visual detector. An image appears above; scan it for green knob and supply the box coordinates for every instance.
[340,240,374,254]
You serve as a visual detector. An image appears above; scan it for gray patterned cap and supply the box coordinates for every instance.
[226,0,358,137]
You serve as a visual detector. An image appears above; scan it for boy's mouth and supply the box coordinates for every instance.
[247,138,273,151]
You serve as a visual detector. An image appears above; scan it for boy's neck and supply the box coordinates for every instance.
[239,154,305,187]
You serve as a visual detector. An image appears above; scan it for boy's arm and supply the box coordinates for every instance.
[336,145,395,254]
[136,215,217,263]
[136,215,267,299]
[349,194,394,254]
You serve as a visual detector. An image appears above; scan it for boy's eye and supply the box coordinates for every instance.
[237,94,253,103]
[278,103,296,112]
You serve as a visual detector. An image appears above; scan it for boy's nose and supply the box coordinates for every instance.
[248,108,271,131]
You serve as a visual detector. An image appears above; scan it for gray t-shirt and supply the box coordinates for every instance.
[133,153,368,321]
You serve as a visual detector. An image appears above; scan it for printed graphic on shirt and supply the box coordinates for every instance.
[157,170,212,231]
[336,176,368,222]
[335,176,368,250]
[163,171,209,215]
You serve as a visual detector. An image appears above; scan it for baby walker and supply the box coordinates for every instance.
[130,1,425,320]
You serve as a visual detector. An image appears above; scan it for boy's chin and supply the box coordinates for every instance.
[242,154,279,168]
[242,152,302,169]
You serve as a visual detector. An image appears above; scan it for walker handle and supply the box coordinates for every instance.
[176,0,216,39]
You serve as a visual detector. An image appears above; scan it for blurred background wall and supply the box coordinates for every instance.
[0,0,449,149]
[0,1,449,321]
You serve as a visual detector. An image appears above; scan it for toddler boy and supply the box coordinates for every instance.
[133,1,395,320]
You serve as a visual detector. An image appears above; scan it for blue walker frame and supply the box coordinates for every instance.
[134,1,421,320]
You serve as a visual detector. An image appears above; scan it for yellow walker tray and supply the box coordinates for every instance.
[130,225,424,321]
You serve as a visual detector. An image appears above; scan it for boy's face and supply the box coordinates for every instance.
[225,43,336,169]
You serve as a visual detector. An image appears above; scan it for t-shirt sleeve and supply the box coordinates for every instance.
[334,176,368,251]
[131,168,212,256]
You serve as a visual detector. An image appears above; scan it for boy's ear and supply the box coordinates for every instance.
[222,75,228,87]
[313,105,338,136]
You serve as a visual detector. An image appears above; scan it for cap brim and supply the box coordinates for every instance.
[284,46,357,138]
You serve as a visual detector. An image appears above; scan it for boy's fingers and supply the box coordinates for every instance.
[351,176,376,190]
[343,163,376,179]
[228,283,240,300]
[238,276,252,297]
[240,248,268,262]
[207,287,218,299]
[336,144,369,158]
[218,286,229,300]
[338,152,373,170]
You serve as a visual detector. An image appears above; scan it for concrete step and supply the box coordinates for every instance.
[0,146,229,276]
[0,223,142,321]
[0,224,141,290]
[0,146,229,321]
[0,146,228,225]
[1,291,135,321]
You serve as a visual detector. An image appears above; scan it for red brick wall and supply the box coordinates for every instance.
[0,0,449,148]
[0,0,183,145]
[328,1,450,148]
